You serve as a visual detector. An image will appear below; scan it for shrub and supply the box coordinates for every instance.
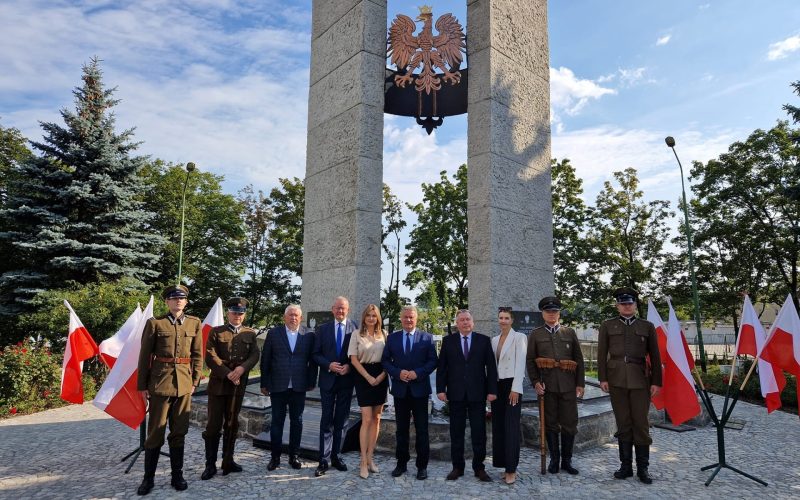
[0,340,62,416]
[702,360,798,414]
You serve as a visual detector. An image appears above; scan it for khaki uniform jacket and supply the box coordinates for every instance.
[526,325,585,392]
[205,324,260,396]
[137,313,203,396]
[597,317,662,389]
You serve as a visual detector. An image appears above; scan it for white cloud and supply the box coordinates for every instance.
[656,34,672,46]
[598,67,651,88]
[767,35,800,60]
[550,66,616,118]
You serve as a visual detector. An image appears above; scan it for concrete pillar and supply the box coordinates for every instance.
[466,0,554,336]
[302,1,387,317]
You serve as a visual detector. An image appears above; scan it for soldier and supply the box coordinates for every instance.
[201,297,260,480]
[597,287,662,484]
[526,296,585,475]
[136,285,203,495]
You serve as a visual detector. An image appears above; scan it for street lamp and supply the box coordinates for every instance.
[176,162,196,286]
[665,137,707,373]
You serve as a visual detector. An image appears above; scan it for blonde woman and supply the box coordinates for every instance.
[491,307,528,484]
[347,304,389,479]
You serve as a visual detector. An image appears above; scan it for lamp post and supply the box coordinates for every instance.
[665,137,707,373]
[176,162,196,286]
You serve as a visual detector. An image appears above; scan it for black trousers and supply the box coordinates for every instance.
[394,393,430,469]
[318,383,354,462]
[203,392,244,440]
[448,400,487,471]
[270,390,306,458]
[491,378,522,473]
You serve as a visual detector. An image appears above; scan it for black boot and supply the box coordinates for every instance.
[545,431,560,474]
[222,432,243,475]
[613,440,633,479]
[560,433,579,475]
[170,446,188,491]
[137,448,160,495]
[201,435,219,480]
[635,445,653,484]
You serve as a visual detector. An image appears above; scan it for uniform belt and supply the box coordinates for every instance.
[155,356,192,364]
[611,355,645,365]
[223,361,241,369]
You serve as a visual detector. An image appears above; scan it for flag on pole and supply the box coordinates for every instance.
[93,296,153,429]
[201,297,224,350]
[661,299,702,425]
[760,294,800,414]
[646,300,668,410]
[98,305,143,369]
[736,295,786,413]
[61,300,99,404]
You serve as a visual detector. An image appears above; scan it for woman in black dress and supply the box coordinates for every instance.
[347,304,388,478]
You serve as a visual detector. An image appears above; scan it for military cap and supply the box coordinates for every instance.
[162,284,189,300]
[226,297,249,313]
[538,296,562,311]
[613,287,638,304]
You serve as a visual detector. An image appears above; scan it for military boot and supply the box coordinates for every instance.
[201,435,220,480]
[635,445,653,484]
[545,431,560,474]
[222,432,243,475]
[137,447,160,495]
[613,440,633,479]
[560,433,579,475]
[169,446,188,491]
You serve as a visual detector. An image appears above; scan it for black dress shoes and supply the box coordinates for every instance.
[331,457,348,471]
[267,457,280,471]
[416,468,428,480]
[446,468,464,480]
[391,463,407,477]
[288,455,302,470]
[314,461,329,477]
[474,469,493,482]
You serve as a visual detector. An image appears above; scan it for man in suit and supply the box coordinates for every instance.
[312,296,357,477]
[381,305,438,480]
[260,304,318,472]
[436,309,498,482]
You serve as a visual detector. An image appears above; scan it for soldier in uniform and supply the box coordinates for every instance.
[201,297,260,480]
[526,296,585,475]
[597,287,662,484]
[136,285,203,495]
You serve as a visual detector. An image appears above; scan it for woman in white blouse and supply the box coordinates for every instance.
[491,307,528,484]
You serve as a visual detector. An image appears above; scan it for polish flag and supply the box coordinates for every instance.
[93,296,153,429]
[61,301,99,404]
[661,299,701,425]
[201,297,225,351]
[98,305,142,369]
[646,300,667,410]
[760,294,800,414]
[736,295,785,413]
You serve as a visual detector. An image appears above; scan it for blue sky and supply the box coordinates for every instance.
[2,1,799,299]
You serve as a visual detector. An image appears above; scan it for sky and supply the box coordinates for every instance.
[2,0,800,300]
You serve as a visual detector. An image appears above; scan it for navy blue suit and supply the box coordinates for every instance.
[260,325,317,459]
[436,331,498,472]
[382,329,437,468]
[312,319,357,464]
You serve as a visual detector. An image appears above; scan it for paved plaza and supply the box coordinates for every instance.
[0,396,798,499]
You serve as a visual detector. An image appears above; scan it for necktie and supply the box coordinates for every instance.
[336,323,343,357]
[405,333,411,354]
[462,335,469,359]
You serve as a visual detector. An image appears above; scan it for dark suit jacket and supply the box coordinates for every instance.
[260,325,317,393]
[382,330,438,398]
[436,331,498,402]
[313,319,358,391]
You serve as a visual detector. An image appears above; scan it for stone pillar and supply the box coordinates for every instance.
[466,0,554,336]
[302,1,386,317]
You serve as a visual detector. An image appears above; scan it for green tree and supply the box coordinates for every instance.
[405,165,468,308]
[266,177,304,278]
[381,183,407,329]
[0,121,32,205]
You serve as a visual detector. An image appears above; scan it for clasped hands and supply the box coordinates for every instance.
[226,366,245,386]
[437,392,497,403]
[329,362,350,376]
[399,369,418,382]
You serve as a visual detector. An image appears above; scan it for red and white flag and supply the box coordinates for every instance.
[646,300,668,410]
[93,296,153,429]
[61,300,99,404]
[736,295,786,413]
[661,299,701,425]
[201,297,224,350]
[760,294,800,414]
[99,305,142,369]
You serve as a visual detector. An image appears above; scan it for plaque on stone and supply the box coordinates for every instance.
[512,311,543,335]
[306,311,333,332]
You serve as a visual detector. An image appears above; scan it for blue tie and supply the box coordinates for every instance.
[405,333,411,354]
[336,322,343,357]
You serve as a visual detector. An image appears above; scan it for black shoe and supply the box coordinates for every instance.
[614,440,634,479]
[314,461,329,477]
[560,433,579,474]
[475,469,493,482]
[222,460,242,475]
[201,434,220,480]
[637,467,653,484]
[201,464,217,481]
[137,448,160,495]
[169,447,188,491]
[171,472,188,491]
[391,463,407,477]
[331,457,348,471]
[546,431,560,474]
[635,444,652,484]
[137,477,154,496]
[416,468,428,480]
[288,455,302,470]
[446,468,464,480]
[267,457,280,471]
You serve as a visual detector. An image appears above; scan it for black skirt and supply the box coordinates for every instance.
[354,362,388,407]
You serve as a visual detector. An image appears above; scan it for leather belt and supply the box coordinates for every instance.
[611,355,645,365]
[155,356,191,364]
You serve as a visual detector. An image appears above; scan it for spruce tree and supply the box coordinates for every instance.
[0,58,163,314]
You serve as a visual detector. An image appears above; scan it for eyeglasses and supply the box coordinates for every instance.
[498,306,513,312]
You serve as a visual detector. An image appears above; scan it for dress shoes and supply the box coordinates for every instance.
[391,463,407,477]
[331,457,348,471]
[314,461,329,477]
[416,469,428,480]
[266,457,280,471]
[474,469,492,482]
[222,461,243,475]
[288,455,302,470]
[446,468,464,480]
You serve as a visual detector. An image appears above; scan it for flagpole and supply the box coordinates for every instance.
[176,162,196,286]
[665,137,707,373]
